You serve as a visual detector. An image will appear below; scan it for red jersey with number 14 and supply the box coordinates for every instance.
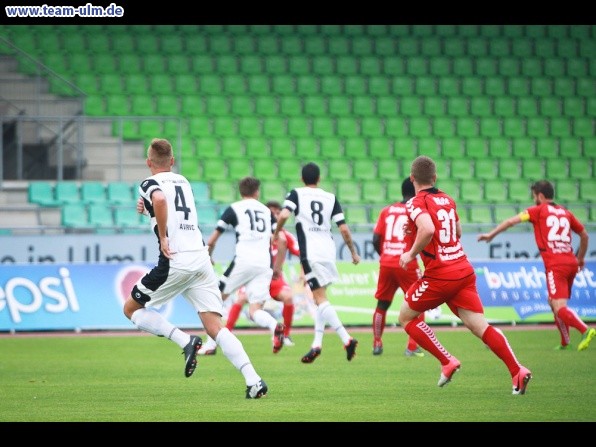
[405,187,473,279]
[522,202,584,269]
[373,201,417,269]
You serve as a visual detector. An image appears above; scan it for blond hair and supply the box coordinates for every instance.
[147,138,173,168]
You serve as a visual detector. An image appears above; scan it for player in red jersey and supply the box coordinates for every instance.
[398,155,532,395]
[372,177,425,357]
[225,201,300,346]
[478,179,593,351]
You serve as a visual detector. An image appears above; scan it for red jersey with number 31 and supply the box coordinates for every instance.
[406,187,473,279]
[522,202,584,269]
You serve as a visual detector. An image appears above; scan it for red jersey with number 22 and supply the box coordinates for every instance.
[522,202,584,270]
[405,187,473,279]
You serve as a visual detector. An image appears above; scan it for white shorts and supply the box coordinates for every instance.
[134,255,224,315]
[220,262,272,304]
[302,260,339,290]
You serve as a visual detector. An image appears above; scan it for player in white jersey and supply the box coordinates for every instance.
[273,162,361,363]
[199,177,285,355]
[122,139,268,399]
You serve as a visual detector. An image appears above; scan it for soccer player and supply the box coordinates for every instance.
[225,200,301,346]
[198,177,285,355]
[273,162,360,363]
[372,177,425,357]
[398,155,532,395]
[122,138,268,399]
[478,179,593,351]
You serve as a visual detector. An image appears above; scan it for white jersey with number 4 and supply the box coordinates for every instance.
[283,186,345,263]
[139,172,208,269]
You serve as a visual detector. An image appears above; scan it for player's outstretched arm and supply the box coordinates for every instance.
[477,214,522,243]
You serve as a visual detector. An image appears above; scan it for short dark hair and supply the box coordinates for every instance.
[531,180,554,199]
[401,177,415,200]
[411,155,436,186]
[302,162,320,185]
[238,176,260,197]
[266,200,282,210]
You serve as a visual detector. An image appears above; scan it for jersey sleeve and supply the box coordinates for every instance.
[217,206,237,232]
[331,197,346,225]
[283,189,299,213]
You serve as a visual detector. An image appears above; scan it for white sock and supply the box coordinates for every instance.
[311,303,326,348]
[319,301,351,345]
[252,308,278,332]
[131,308,189,348]
[216,328,261,386]
[203,335,217,350]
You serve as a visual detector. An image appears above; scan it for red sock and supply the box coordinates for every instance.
[554,313,570,346]
[282,303,294,337]
[225,303,243,331]
[557,307,588,333]
[482,325,521,376]
[405,319,451,365]
[406,313,425,350]
[372,308,387,343]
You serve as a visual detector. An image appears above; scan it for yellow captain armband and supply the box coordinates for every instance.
[519,210,530,222]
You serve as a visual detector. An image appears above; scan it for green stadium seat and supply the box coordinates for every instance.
[222,74,246,95]
[429,57,451,77]
[205,96,230,117]
[417,138,440,158]
[130,95,156,116]
[476,57,498,77]
[190,55,214,75]
[377,158,401,180]
[545,158,570,181]
[317,76,340,96]
[287,55,310,75]
[443,37,466,57]
[556,179,580,204]
[353,96,375,117]
[508,179,531,203]
[468,38,489,57]
[180,96,203,117]
[336,117,359,138]
[539,97,562,117]
[255,35,280,55]
[521,58,543,77]
[335,182,362,204]
[263,55,287,74]
[236,116,262,138]
[374,36,394,56]
[446,97,469,117]
[450,158,474,180]
[485,77,506,96]
[580,181,596,202]
[292,137,318,161]
[368,77,390,96]
[475,159,498,180]
[503,117,525,138]
[310,117,333,138]
[253,96,277,117]
[461,77,483,96]
[280,96,303,117]
[230,96,254,117]
[435,25,457,37]
[244,137,269,159]
[487,137,510,159]
[227,159,252,181]
[188,117,212,138]
[360,56,382,76]
[344,137,369,159]
[511,137,535,158]
[569,156,592,180]
[526,117,548,138]
[470,97,492,117]
[252,157,278,181]
[383,56,405,76]
[452,57,473,77]
[400,96,423,116]
[492,96,514,117]
[260,117,285,138]
[480,117,502,138]
[312,56,335,75]
[441,138,464,158]
[390,76,413,95]
[319,137,344,159]
[502,26,524,38]
[385,118,409,138]
[517,97,539,117]
[493,205,519,223]
[376,96,397,117]
[498,57,521,77]
[409,117,431,138]
[199,74,223,95]
[553,77,575,97]
[459,179,484,204]
[424,97,446,117]
[345,76,367,96]
[201,159,227,182]
[512,39,532,57]
[29,182,58,207]
[414,76,437,96]
[286,116,310,138]
[562,97,584,118]
[436,178,459,200]
[220,136,245,158]
[328,96,351,117]
[107,182,135,205]
[62,204,89,229]
[156,96,180,116]
[468,206,493,224]
[522,159,545,180]
[489,38,511,57]
[272,74,296,95]
[497,158,521,180]
[543,57,565,78]
[55,182,81,205]
[361,180,386,204]
[212,116,236,137]
[456,117,479,137]
[558,138,582,159]
[535,138,558,159]
[359,117,381,138]
[550,117,571,138]
[369,137,393,159]
[88,204,114,230]
[573,118,593,138]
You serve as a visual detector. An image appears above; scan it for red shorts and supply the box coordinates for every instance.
[405,272,484,317]
[375,265,420,302]
[270,275,290,300]
[545,263,578,299]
